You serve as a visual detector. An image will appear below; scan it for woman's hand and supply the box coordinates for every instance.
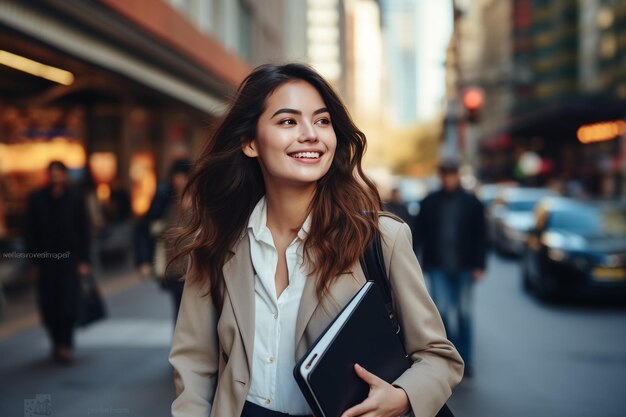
[340,364,410,417]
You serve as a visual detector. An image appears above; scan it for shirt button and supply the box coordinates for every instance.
[268,356,275,363]
[273,313,278,319]
[265,399,271,405]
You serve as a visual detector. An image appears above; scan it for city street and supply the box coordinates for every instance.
[447,253,626,417]
[1,254,625,417]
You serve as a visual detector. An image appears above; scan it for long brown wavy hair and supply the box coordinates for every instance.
[171,63,382,310]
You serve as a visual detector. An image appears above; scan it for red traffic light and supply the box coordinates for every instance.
[462,87,484,111]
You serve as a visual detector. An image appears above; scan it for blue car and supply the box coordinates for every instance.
[522,197,626,300]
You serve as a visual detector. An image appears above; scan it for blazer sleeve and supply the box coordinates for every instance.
[169,279,219,417]
[383,219,464,417]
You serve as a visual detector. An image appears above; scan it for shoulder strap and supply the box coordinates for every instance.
[360,231,400,335]
[360,226,456,417]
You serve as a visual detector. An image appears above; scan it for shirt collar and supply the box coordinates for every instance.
[248,196,269,243]
[248,196,312,243]
[298,212,312,241]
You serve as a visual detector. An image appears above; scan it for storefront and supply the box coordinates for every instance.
[479,96,626,197]
[0,0,249,240]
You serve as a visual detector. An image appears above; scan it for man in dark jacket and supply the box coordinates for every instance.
[24,161,91,363]
[415,158,486,377]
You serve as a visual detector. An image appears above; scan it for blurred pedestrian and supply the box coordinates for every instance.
[384,186,418,252]
[135,159,192,322]
[105,178,132,224]
[24,161,91,364]
[168,63,462,417]
[415,158,487,377]
[384,186,411,223]
[82,169,105,237]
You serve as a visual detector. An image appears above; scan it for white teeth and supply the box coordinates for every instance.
[291,152,320,159]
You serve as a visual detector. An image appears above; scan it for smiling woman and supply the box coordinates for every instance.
[242,80,337,193]
[167,63,463,417]
[172,64,380,304]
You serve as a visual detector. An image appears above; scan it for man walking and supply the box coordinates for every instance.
[415,158,486,377]
[25,161,91,363]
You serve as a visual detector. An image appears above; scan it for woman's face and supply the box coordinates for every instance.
[243,80,337,191]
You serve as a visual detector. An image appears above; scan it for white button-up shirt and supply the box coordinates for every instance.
[245,197,312,414]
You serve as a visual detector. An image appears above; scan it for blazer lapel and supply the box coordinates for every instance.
[294,269,320,352]
[294,263,368,355]
[222,236,255,372]
[223,236,370,364]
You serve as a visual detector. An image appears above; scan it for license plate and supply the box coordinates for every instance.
[592,267,626,281]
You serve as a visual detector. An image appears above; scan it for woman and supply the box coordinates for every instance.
[169,63,463,417]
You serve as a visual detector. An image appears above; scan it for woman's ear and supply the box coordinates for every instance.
[241,140,258,158]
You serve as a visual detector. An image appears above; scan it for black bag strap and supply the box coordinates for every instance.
[360,231,401,335]
[360,224,456,417]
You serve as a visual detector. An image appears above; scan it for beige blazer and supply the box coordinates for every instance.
[169,216,464,417]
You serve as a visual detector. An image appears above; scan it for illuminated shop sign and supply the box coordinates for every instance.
[0,138,86,173]
[0,50,74,85]
[577,120,626,144]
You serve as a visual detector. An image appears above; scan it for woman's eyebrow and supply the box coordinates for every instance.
[271,107,329,118]
[271,108,300,118]
[313,107,329,116]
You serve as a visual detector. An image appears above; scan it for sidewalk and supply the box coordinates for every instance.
[0,263,144,340]
[0,263,176,417]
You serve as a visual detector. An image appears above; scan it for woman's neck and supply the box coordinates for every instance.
[265,185,315,238]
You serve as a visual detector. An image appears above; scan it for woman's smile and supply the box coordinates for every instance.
[288,149,325,163]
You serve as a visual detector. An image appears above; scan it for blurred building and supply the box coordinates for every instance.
[446,0,626,197]
[344,0,383,116]
[166,0,308,65]
[306,0,347,99]
[341,0,453,176]
[0,0,309,242]
[378,0,453,126]
[472,0,515,180]
[443,0,488,170]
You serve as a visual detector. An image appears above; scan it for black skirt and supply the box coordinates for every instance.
[241,401,312,417]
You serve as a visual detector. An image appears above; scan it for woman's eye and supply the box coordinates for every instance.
[315,118,331,125]
[279,119,296,125]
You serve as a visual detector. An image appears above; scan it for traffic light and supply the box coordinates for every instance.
[462,86,484,123]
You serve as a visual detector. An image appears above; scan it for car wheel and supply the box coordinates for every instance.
[522,259,534,293]
[521,251,533,293]
[535,270,557,301]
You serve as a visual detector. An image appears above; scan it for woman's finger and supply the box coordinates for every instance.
[354,363,383,386]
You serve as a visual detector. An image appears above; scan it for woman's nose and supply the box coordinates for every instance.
[298,123,318,142]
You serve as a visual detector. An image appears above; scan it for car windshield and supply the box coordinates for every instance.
[549,206,626,236]
[507,200,539,212]
[504,189,555,212]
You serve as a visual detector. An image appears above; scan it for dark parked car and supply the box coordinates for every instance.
[522,197,626,300]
